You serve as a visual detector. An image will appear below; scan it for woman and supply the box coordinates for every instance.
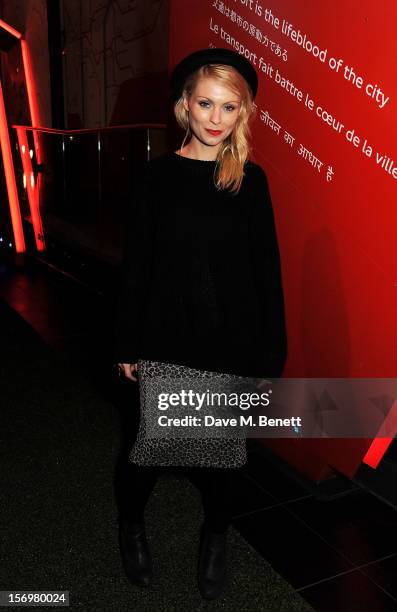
[114,47,287,600]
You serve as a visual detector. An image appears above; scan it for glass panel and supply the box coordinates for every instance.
[11,125,166,270]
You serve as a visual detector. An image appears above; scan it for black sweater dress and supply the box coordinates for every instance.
[115,151,287,379]
[114,151,287,467]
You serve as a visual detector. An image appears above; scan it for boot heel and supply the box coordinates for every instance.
[198,526,227,600]
[119,519,153,587]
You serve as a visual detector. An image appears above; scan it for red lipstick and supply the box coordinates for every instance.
[206,129,223,136]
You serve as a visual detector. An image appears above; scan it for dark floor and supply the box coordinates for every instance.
[1,255,397,611]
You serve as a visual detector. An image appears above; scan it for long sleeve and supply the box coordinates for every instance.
[249,165,287,377]
[113,162,155,364]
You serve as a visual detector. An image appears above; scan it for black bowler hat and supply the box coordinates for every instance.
[170,47,258,103]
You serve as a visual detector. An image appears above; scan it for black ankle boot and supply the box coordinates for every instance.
[118,519,153,587]
[198,526,228,600]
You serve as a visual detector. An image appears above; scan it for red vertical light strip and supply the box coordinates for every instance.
[0,78,25,252]
[0,20,26,251]
[16,128,45,251]
[20,38,45,250]
[20,40,41,136]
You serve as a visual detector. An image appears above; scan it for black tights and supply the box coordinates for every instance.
[117,462,238,534]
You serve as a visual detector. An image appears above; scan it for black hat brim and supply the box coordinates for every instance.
[170,47,258,103]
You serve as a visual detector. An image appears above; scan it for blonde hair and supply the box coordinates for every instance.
[173,64,257,194]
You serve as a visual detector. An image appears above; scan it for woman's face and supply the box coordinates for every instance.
[183,76,241,150]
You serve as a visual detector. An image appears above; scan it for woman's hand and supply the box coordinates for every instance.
[117,363,139,382]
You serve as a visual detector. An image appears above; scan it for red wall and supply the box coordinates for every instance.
[168,0,397,479]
